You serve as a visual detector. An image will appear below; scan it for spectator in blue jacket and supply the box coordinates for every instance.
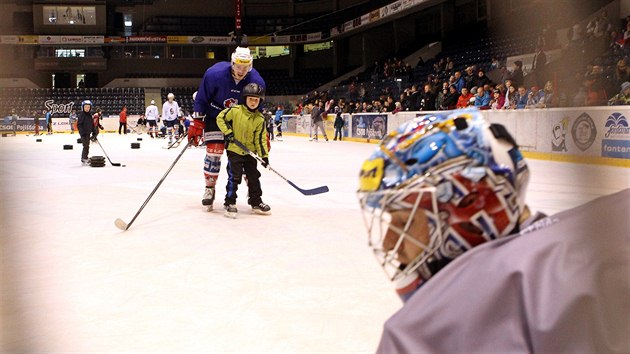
[514,86,529,109]
[473,87,491,109]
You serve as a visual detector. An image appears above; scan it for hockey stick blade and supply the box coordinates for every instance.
[287,181,329,195]
[96,139,123,167]
[231,139,329,196]
[114,218,129,231]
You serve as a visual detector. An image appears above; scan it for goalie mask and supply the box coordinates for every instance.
[358,108,529,284]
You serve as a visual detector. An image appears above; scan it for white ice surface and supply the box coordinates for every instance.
[1,133,628,353]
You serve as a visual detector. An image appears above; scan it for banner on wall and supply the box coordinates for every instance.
[351,114,387,140]
[601,111,630,159]
[296,115,311,135]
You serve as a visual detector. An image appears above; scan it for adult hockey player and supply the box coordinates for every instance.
[162,92,181,144]
[357,108,629,353]
[193,47,265,211]
[216,83,271,218]
[145,99,160,138]
[77,100,98,165]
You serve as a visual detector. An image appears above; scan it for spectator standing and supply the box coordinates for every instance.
[309,101,329,142]
[532,46,548,87]
[509,61,524,89]
[333,106,344,141]
[453,71,466,93]
[118,105,127,134]
[473,69,491,88]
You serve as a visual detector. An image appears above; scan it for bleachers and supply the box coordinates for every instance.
[0,87,145,117]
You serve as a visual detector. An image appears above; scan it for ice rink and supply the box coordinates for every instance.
[1,132,629,353]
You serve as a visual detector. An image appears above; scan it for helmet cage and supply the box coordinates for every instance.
[359,180,443,282]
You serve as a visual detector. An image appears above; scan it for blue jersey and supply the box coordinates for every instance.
[274,109,283,123]
[194,61,266,129]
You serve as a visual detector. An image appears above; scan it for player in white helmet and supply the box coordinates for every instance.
[145,99,160,138]
[162,92,181,144]
[192,46,265,211]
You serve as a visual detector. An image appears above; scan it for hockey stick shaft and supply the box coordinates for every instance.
[116,141,190,231]
[95,138,122,166]
[231,139,329,196]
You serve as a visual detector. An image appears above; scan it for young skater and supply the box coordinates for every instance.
[216,83,270,218]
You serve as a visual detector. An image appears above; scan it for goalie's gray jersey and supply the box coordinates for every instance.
[377,189,630,354]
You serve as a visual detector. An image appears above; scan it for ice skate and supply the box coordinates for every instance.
[202,187,215,211]
[224,204,237,218]
[81,158,89,166]
[252,202,271,215]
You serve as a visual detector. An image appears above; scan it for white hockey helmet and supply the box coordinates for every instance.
[150,99,155,105]
[167,93,175,100]
[192,91,197,100]
[231,47,253,72]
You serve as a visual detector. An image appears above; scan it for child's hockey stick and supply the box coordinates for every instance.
[232,138,329,196]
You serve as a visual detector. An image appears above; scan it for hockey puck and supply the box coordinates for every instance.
[122,164,126,167]
[90,163,105,167]
[131,142,140,149]
[63,144,73,150]
[36,138,42,142]
[137,138,143,141]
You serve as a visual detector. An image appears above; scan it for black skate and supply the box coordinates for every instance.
[224,204,237,218]
[252,202,271,215]
[202,187,215,211]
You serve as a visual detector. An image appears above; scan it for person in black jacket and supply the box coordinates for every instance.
[77,100,97,165]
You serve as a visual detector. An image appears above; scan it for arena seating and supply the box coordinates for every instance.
[0,87,145,117]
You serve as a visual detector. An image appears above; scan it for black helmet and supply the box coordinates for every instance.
[242,83,265,100]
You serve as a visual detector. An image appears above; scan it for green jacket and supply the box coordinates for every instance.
[216,104,269,158]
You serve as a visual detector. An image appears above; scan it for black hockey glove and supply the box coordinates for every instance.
[225,132,234,142]
[261,157,269,168]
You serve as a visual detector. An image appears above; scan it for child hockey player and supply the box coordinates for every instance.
[216,83,270,218]
[77,100,97,165]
